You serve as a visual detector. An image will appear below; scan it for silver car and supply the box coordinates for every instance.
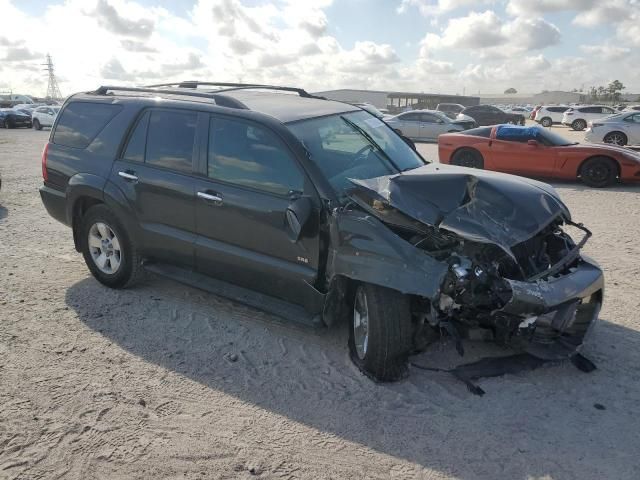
[584,111,640,146]
[385,109,474,142]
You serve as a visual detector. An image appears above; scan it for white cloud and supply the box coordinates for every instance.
[420,10,560,53]
[581,44,632,61]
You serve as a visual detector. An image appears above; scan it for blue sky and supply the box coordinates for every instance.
[2,0,639,96]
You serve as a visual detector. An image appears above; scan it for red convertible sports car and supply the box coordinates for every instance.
[438,125,640,187]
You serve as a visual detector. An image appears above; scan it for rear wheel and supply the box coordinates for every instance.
[603,131,627,146]
[349,283,412,382]
[33,118,42,130]
[450,148,484,169]
[580,157,617,188]
[540,117,552,127]
[79,205,144,288]
[572,119,587,131]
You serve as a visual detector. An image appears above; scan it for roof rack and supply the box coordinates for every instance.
[92,85,248,109]
[144,81,323,99]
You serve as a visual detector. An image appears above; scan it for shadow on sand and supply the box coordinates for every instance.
[67,275,640,479]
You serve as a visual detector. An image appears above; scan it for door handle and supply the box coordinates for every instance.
[197,191,223,205]
[118,171,138,181]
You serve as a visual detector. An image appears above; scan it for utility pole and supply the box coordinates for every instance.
[42,53,62,101]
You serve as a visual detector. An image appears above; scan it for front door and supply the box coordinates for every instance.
[193,115,321,309]
[109,108,199,267]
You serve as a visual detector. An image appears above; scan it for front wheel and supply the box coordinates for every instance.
[603,131,627,146]
[33,118,42,130]
[580,157,617,188]
[572,119,587,131]
[450,148,484,169]
[349,284,412,382]
[540,117,552,128]
[3,119,11,129]
[79,205,144,288]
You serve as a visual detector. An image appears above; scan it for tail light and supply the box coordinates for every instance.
[41,142,50,181]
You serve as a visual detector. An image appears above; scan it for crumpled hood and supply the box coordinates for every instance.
[348,164,570,249]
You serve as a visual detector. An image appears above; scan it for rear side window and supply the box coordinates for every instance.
[207,117,303,196]
[145,110,197,173]
[53,102,122,148]
[548,107,568,113]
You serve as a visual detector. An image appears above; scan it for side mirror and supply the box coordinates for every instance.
[527,139,539,146]
[286,196,313,242]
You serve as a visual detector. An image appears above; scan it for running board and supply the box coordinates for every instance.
[145,263,324,329]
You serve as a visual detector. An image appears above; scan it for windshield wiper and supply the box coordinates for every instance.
[340,116,402,172]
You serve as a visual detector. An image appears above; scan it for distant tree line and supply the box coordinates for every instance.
[586,80,626,102]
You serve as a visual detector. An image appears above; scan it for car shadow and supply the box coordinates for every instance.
[0,205,8,220]
[66,275,640,479]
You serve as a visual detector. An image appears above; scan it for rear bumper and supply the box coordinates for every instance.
[39,185,70,226]
[498,255,604,360]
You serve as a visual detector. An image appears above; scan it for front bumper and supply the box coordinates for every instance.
[498,255,604,360]
[584,129,599,143]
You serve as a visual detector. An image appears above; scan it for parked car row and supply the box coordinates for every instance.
[0,105,59,129]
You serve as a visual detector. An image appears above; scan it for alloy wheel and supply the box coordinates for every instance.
[88,222,122,274]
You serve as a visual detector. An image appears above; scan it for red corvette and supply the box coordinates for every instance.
[438,125,640,187]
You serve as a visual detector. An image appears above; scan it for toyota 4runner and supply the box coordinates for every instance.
[40,82,604,382]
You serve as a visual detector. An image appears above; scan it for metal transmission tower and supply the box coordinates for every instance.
[42,54,62,100]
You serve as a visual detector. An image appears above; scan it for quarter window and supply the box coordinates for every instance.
[207,117,304,196]
[145,110,196,173]
[123,111,149,163]
[53,102,122,149]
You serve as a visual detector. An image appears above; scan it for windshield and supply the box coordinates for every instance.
[288,110,425,196]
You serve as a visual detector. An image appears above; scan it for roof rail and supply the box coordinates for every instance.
[143,81,323,99]
[92,85,248,109]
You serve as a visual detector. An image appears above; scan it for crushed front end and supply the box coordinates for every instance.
[345,164,604,361]
[431,218,603,360]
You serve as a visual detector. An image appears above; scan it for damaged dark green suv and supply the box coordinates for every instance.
[40,82,603,382]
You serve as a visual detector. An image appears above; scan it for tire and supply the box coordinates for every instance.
[4,119,12,129]
[349,283,412,382]
[79,204,144,288]
[540,117,552,128]
[571,119,587,131]
[603,131,627,146]
[450,148,484,169]
[33,118,42,130]
[580,157,618,188]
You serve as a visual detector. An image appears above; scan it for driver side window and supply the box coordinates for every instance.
[208,117,304,197]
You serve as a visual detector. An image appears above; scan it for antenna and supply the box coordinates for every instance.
[42,53,62,101]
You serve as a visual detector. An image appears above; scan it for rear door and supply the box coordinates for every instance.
[192,114,321,308]
[395,112,421,137]
[109,108,199,267]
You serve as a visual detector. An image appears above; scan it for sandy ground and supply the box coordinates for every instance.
[1,124,639,480]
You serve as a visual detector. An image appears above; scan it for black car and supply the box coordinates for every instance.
[460,105,525,126]
[0,108,32,128]
[40,82,603,382]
